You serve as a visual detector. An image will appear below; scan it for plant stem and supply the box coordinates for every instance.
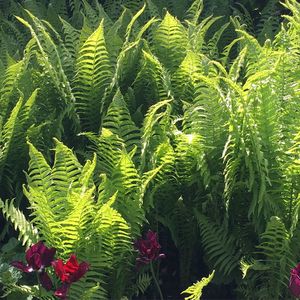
[36,272,42,298]
[150,262,164,300]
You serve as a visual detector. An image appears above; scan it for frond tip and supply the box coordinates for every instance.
[181,270,215,300]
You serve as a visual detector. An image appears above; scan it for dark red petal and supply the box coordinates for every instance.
[10,261,33,273]
[25,241,43,264]
[30,253,42,270]
[146,230,157,241]
[290,271,300,297]
[37,241,47,253]
[52,259,68,282]
[39,271,53,291]
[70,262,89,283]
[41,247,56,267]
[54,283,70,299]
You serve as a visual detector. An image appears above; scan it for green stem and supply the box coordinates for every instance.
[36,272,42,298]
[150,262,163,300]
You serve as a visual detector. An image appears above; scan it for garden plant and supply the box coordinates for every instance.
[0,0,300,299]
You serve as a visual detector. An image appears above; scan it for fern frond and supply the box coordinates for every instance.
[133,272,152,296]
[102,89,141,156]
[0,198,38,247]
[184,0,203,26]
[74,20,112,132]
[240,216,294,300]
[256,0,281,44]
[16,11,75,107]
[133,50,171,111]
[195,211,241,277]
[140,99,172,172]
[82,0,101,29]
[0,98,23,179]
[189,16,222,53]
[110,150,144,237]
[85,129,124,178]
[60,17,80,77]
[175,132,210,188]
[152,11,188,71]
[172,51,211,102]
[51,138,82,197]
[0,60,24,119]
[181,270,215,300]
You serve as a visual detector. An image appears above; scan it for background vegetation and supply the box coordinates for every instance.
[0,0,299,299]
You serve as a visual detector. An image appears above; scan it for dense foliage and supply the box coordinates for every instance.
[0,0,299,299]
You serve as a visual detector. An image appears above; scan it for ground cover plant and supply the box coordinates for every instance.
[0,0,300,299]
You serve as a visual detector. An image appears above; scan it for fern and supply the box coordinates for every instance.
[102,89,141,156]
[0,198,38,247]
[195,211,241,277]
[181,270,215,300]
[133,50,172,112]
[184,0,203,26]
[0,60,24,119]
[140,99,172,172]
[22,140,135,299]
[16,11,75,107]
[0,1,299,299]
[0,90,37,198]
[132,272,152,297]
[74,20,112,132]
[256,0,281,44]
[152,11,188,71]
[239,216,294,299]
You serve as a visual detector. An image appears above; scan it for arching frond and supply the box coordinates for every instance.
[195,211,241,277]
[0,198,39,247]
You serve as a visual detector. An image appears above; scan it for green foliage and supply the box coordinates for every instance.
[239,217,295,299]
[23,140,133,299]
[195,212,240,277]
[0,0,299,299]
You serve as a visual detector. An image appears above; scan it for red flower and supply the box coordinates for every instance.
[54,283,70,299]
[290,263,300,297]
[52,254,89,283]
[52,254,89,299]
[11,241,56,291]
[135,230,165,265]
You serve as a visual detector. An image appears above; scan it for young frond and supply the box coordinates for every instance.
[74,20,112,132]
[152,11,188,71]
[184,0,203,26]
